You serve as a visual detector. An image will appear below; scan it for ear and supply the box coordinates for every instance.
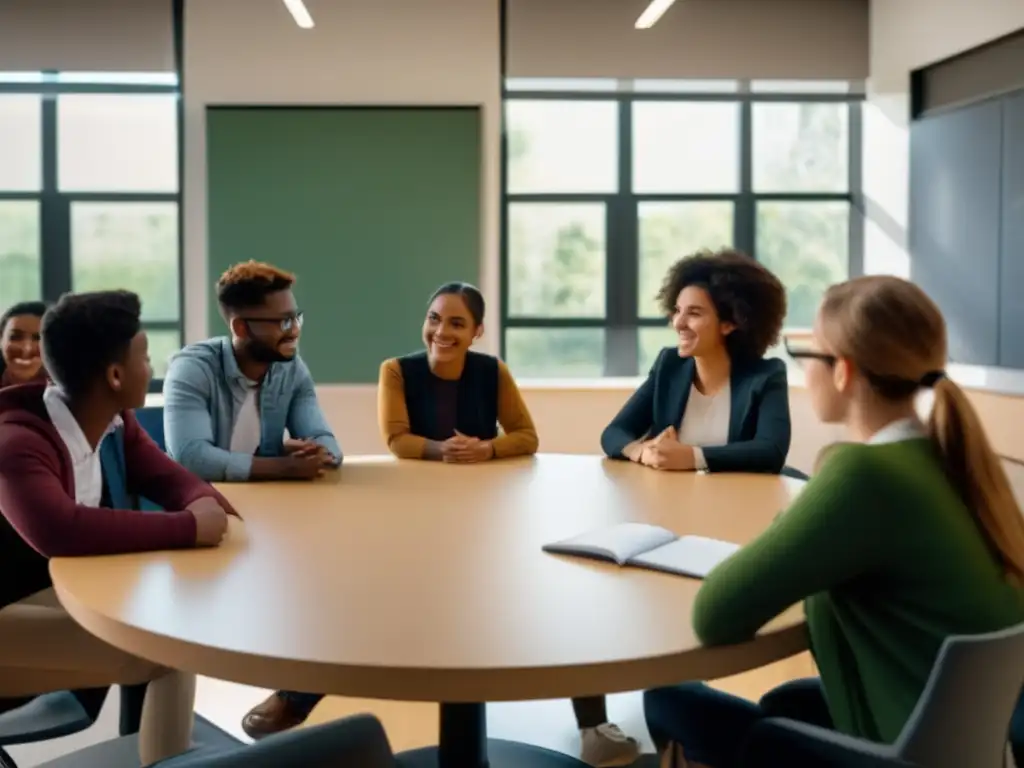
[720,321,736,337]
[229,315,249,339]
[473,322,484,341]
[105,362,124,394]
[832,356,853,393]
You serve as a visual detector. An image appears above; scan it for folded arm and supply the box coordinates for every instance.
[701,363,792,474]
[122,411,234,514]
[600,362,657,460]
[163,358,255,482]
[377,360,430,459]
[491,361,538,458]
[0,430,196,558]
[286,358,342,465]
[692,447,884,646]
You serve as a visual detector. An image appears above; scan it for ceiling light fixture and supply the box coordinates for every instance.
[282,0,315,29]
[635,0,678,29]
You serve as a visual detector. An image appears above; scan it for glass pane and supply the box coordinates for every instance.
[504,328,605,378]
[752,102,849,192]
[508,203,606,318]
[638,326,677,374]
[0,201,41,311]
[750,80,854,93]
[71,202,180,322]
[146,328,181,380]
[756,202,850,329]
[506,101,618,193]
[633,102,740,193]
[58,94,178,192]
[638,202,734,318]
[0,95,42,191]
[631,79,739,93]
[505,78,618,92]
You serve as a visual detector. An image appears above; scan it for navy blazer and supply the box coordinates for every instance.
[601,348,791,474]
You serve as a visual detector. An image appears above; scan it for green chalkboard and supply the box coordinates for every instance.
[206,106,482,383]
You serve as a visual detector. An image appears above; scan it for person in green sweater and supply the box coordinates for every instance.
[644,275,1024,767]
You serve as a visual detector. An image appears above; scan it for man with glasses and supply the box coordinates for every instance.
[163,260,340,483]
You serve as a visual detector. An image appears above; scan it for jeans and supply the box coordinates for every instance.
[644,678,832,768]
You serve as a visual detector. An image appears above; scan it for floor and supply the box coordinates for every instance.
[7,654,818,766]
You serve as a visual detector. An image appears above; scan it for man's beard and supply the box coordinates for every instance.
[245,337,295,364]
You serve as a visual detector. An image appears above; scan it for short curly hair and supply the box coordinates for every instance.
[216,260,295,314]
[42,290,141,397]
[656,249,786,361]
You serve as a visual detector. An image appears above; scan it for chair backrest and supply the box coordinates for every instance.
[896,620,1024,767]
[134,406,166,452]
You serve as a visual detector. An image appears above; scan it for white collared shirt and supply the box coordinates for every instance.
[43,385,122,507]
[867,417,926,446]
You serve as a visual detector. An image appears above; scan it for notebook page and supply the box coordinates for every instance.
[629,535,740,578]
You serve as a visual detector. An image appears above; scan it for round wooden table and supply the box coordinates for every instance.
[51,454,807,768]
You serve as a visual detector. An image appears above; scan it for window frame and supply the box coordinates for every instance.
[499,80,865,377]
[0,72,183,392]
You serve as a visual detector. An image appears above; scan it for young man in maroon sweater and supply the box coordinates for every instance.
[0,290,235,766]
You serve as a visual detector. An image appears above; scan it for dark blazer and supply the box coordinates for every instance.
[601,349,791,474]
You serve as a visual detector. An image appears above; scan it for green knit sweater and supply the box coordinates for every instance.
[693,437,1024,743]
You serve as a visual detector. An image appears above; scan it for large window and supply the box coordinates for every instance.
[0,73,181,385]
[501,79,863,378]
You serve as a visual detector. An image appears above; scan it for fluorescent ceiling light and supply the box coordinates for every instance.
[635,0,678,29]
[282,0,314,29]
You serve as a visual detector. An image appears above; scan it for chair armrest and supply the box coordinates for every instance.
[155,714,397,768]
[739,718,915,768]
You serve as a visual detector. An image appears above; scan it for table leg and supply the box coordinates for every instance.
[394,702,589,768]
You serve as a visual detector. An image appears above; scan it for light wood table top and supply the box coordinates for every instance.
[51,455,807,703]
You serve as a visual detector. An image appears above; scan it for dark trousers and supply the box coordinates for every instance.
[279,690,324,714]
[644,678,832,768]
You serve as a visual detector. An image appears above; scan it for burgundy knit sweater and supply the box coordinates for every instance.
[0,382,226,609]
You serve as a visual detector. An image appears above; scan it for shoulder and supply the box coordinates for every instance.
[648,347,689,378]
[0,419,57,471]
[466,351,499,373]
[379,358,404,384]
[165,338,226,382]
[736,356,788,384]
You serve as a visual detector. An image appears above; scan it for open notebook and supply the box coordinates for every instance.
[543,523,740,579]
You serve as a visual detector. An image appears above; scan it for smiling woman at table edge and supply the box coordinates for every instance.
[644,276,1024,768]
[601,249,791,476]
[0,300,48,388]
[0,290,235,767]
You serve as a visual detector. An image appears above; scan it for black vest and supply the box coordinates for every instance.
[397,351,500,442]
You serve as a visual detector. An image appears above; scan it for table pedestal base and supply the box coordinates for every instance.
[394,703,587,768]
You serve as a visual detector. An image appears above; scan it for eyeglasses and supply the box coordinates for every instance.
[242,311,304,332]
[783,337,835,367]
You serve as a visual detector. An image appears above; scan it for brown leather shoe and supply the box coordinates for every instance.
[241,692,313,740]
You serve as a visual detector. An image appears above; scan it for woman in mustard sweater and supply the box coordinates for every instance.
[645,275,1024,767]
[377,282,537,461]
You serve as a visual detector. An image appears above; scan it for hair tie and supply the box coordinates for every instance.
[920,370,946,388]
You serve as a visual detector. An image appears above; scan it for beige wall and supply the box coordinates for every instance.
[182,0,502,351]
[507,0,868,80]
[314,383,846,475]
[863,0,1024,278]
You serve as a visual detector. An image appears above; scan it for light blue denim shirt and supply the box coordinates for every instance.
[162,337,341,482]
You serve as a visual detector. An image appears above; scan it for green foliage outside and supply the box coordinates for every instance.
[504,101,850,377]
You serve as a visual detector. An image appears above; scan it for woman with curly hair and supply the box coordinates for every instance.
[601,249,790,474]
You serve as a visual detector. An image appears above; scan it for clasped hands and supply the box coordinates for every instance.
[637,426,696,472]
[283,438,338,478]
[440,430,495,464]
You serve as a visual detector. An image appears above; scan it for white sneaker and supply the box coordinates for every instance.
[579,722,641,767]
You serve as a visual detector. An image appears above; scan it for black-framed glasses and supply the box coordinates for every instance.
[784,337,835,367]
[242,311,304,332]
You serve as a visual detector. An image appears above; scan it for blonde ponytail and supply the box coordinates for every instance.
[929,377,1024,581]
